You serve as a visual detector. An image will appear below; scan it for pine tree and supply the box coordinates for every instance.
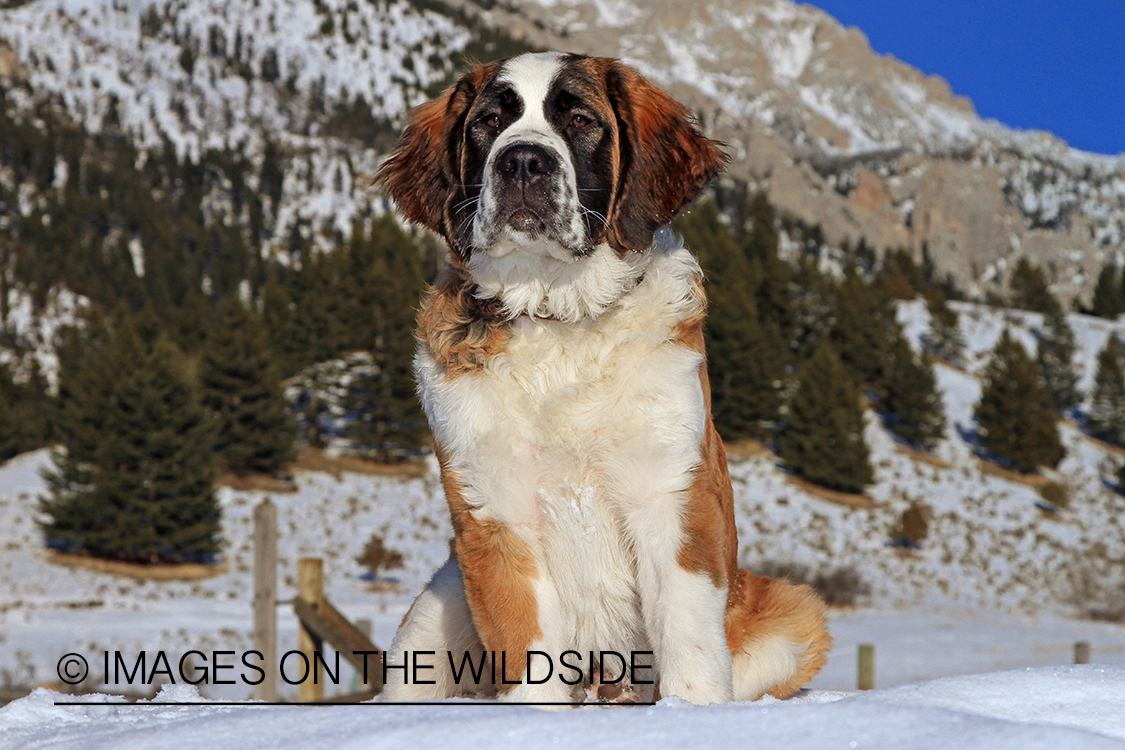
[1035,306,1081,413]
[675,201,788,439]
[777,344,874,493]
[1008,257,1062,316]
[340,216,428,456]
[261,275,304,376]
[974,329,1065,471]
[0,363,43,461]
[880,336,946,450]
[922,289,966,363]
[1091,262,1124,319]
[0,373,18,462]
[790,256,836,363]
[199,294,296,476]
[40,313,219,563]
[880,247,921,301]
[1087,336,1125,446]
[736,191,794,337]
[831,264,898,389]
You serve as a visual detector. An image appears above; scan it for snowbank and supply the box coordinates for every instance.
[2,667,1123,750]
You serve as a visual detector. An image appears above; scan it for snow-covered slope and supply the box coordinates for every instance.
[2,301,1125,703]
[3,667,1125,750]
[0,0,470,242]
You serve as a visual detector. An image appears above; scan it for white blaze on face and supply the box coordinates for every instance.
[471,51,586,261]
[468,52,639,323]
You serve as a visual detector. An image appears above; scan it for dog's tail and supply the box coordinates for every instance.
[725,569,833,701]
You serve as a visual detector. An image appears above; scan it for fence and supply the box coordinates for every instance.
[251,499,383,702]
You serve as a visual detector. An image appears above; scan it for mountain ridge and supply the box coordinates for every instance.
[0,0,1121,302]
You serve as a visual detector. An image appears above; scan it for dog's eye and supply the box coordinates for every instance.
[570,114,590,129]
[484,114,501,129]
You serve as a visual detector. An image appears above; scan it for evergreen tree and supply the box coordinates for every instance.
[739,191,780,266]
[922,289,965,363]
[675,201,788,439]
[0,362,49,460]
[1035,306,1081,413]
[736,191,794,336]
[880,247,921,300]
[831,264,898,389]
[1091,262,1125,319]
[1008,257,1062,316]
[1087,336,1125,446]
[974,329,1065,471]
[880,336,946,450]
[40,313,219,563]
[340,216,428,456]
[0,372,17,462]
[261,275,304,376]
[790,256,836,363]
[777,344,874,493]
[200,294,296,475]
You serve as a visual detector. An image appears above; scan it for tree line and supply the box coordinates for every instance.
[13,215,428,564]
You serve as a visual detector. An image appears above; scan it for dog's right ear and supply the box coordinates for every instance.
[376,63,497,242]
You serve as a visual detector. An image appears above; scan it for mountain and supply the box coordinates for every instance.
[0,0,1122,304]
[0,0,471,252]
[443,0,1125,301]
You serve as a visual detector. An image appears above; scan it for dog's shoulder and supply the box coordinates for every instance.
[415,265,514,376]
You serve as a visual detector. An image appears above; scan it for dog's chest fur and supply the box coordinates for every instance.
[416,246,707,652]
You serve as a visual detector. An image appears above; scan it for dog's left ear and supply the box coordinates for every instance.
[605,63,728,253]
[376,63,496,243]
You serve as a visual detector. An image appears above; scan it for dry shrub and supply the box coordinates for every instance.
[356,534,404,577]
[1038,481,1070,510]
[891,502,929,547]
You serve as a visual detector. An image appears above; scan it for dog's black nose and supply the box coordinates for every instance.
[497,144,556,181]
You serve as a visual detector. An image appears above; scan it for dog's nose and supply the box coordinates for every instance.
[497,144,556,181]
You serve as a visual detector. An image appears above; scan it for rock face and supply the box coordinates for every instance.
[448,0,1125,301]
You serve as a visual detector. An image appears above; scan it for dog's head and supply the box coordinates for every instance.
[377,52,726,318]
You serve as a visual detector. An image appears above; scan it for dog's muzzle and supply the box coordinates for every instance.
[495,143,558,236]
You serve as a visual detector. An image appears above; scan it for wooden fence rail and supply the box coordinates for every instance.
[251,501,383,702]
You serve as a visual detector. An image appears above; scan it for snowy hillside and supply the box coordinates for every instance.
[3,667,1125,750]
[0,0,1121,297]
[0,0,470,242]
[1,301,1124,705]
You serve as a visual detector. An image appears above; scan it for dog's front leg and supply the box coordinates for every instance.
[451,500,573,705]
[627,492,734,705]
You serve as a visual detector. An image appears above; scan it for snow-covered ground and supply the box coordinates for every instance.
[3,667,1124,749]
[1,301,1124,744]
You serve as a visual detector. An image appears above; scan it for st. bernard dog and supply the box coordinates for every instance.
[376,51,831,705]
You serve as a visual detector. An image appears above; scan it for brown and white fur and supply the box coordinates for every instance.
[376,51,831,705]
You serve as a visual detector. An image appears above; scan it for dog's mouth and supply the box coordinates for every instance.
[506,206,547,236]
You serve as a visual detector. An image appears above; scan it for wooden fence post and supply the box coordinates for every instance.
[1074,642,1091,665]
[298,557,325,703]
[252,499,278,702]
[857,643,875,691]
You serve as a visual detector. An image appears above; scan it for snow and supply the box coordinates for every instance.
[0,286,88,391]
[2,667,1124,749]
[3,300,1125,707]
[0,295,1124,745]
[0,0,471,254]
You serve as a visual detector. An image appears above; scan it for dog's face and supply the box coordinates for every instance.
[378,52,727,266]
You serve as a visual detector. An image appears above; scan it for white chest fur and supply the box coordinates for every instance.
[416,246,708,654]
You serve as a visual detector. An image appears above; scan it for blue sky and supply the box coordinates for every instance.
[807,1,1125,156]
